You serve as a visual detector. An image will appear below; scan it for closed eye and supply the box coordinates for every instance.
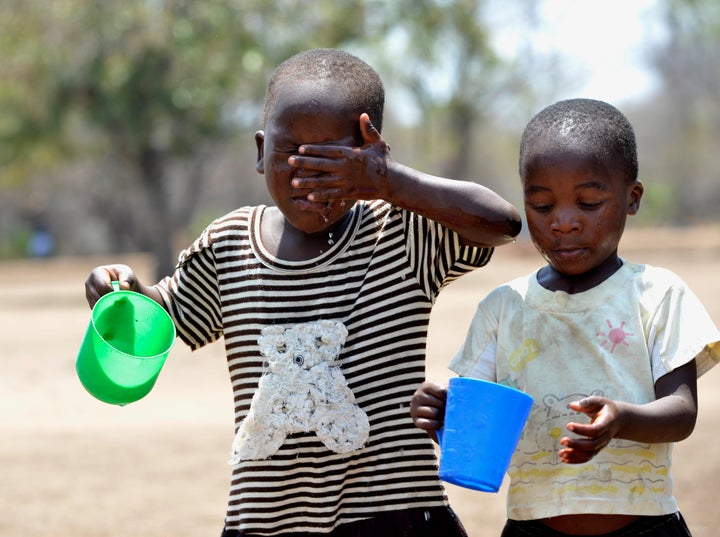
[579,201,604,210]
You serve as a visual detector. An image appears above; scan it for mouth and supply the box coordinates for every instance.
[551,246,588,262]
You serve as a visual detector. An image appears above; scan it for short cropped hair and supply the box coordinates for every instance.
[519,98,638,183]
[264,48,385,132]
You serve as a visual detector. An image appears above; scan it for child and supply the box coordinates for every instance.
[411,98,720,537]
[84,48,521,537]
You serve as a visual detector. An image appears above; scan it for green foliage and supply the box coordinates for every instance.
[0,0,533,185]
[644,0,720,224]
[0,0,547,270]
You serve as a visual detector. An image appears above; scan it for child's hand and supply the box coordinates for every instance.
[287,113,391,204]
[84,264,139,308]
[558,396,622,464]
[410,381,448,443]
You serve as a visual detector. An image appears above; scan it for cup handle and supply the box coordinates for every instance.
[111,280,120,292]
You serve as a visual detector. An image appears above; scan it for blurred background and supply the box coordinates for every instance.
[1,0,718,279]
[3,2,720,536]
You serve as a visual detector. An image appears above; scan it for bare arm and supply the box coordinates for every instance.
[383,161,522,247]
[558,359,697,464]
[288,113,522,247]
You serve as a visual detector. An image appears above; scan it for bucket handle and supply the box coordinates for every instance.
[111,280,120,292]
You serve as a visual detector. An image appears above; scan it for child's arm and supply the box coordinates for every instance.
[84,264,163,308]
[558,360,698,464]
[288,113,522,247]
[410,380,448,444]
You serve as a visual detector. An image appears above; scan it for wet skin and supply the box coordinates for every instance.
[255,81,362,260]
[520,146,697,534]
[522,147,643,294]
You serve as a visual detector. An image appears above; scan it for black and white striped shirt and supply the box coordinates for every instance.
[156,200,492,535]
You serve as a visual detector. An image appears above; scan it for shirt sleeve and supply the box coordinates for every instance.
[154,226,223,350]
[402,207,493,301]
[650,275,720,380]
[448,288,503,381]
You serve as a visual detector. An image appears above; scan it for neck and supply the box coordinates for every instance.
[538,253,622,294]
[262,207,354,261]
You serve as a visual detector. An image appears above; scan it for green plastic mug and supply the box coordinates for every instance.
[76,281,176,405]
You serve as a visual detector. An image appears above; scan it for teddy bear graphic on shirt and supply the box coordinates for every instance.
[230,319,370,462]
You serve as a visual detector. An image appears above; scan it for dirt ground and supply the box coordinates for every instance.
[2,226,719,537]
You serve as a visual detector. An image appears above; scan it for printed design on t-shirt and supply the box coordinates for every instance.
[229,319,370,462]
[525,391,605,464]
[596,319,634,353]
[509,389,669,499]
[508,338,540,372]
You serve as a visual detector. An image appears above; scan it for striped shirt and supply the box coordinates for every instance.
[155,200,493,535]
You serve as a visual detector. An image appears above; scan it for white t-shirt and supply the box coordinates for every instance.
[450,260,720,520]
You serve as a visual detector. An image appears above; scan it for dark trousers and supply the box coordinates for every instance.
[500,513,692,537]
[221,506,467,537]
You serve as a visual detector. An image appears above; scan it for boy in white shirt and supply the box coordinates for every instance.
[411,98,720,536]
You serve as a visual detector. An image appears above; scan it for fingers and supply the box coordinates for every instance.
[84,265,136,308]
[559,397,616,464]
[290,153,345,172]
[558,433,611,464]
[558,446,595,464]
[568,397,605,415]
[289,112,385,164]
[410,381,447,432]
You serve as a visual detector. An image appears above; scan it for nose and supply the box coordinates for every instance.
[550,208,581,234]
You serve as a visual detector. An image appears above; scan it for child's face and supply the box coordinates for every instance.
[256,81,362,234]
[522,144,643,279]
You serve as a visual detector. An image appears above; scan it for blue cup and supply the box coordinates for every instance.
[438,377,533,492]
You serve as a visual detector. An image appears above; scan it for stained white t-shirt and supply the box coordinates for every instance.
[450,260,720,520]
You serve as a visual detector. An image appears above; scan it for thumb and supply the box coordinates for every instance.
[359,113,383,145]
[108,264,138,291]
[569,396,604,415]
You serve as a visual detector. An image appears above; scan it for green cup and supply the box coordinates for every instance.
[76,281,176,405]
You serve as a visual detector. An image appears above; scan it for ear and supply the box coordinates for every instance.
[627,180,644,215]
[255,130,265,174]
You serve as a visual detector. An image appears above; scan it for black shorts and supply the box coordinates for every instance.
[220,506,468,537]
[500,512,692,537]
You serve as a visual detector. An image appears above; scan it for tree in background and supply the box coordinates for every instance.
[0,0,555,275]
[642,0,720,224]
[0,0,374,275]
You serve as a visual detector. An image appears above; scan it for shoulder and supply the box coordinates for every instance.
[497,271,537,295]
[196,206,258,244]
[177,206,257,264]
[482,271,537,306]
[622,260,688,291]
[619,260,700,317]
[207,206,256,231]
